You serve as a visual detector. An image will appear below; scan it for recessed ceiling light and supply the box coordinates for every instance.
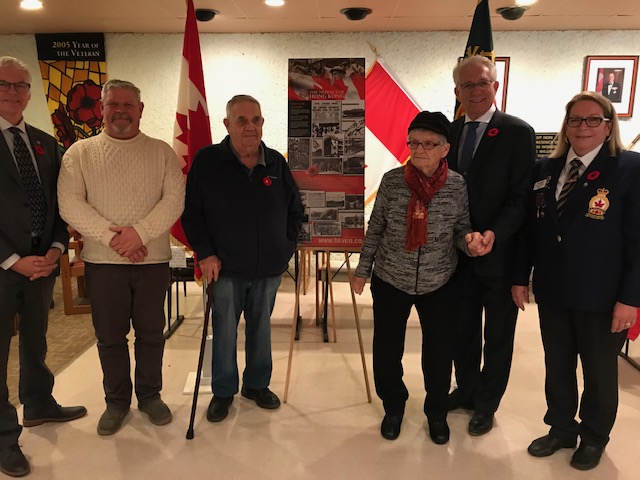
[516,0,538,6]
[20,0,43,10]
[265,0,285,7]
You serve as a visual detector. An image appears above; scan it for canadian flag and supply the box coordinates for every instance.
[364,59,420,204]
[171,0,212,248]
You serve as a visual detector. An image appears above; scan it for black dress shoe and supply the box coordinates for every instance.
[241,386,281,409]
[381,414,402,440]
[468,411,494,436]
[0,444,30,477]
[448,389,474,411]
[528,435,576,457]
[207,396,233,423]
[23,402,87,427]
[570,443,604,471]
[428,421,450,445]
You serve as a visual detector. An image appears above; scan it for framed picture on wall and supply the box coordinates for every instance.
[495,57,510,112]
[583,55,639,117]
[458,56,510,112]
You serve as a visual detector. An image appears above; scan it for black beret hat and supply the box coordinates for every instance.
[408,111,451,142]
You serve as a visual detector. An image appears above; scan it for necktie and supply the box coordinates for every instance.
[556,158,582,215]
[459,121,479,174]
[9,127,47,237]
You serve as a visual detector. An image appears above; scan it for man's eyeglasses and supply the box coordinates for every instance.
[407,140,442,151]
[566,116,610,128]
[458,80,494,91]
[0,81,31,93]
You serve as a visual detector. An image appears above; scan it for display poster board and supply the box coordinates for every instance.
[288,58,366,249]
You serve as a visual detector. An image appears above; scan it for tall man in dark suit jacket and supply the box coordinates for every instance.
[601,72,622,103]
[447,55,535,436]
[0,56,86,477]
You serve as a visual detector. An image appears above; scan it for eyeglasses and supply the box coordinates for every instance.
[0,81,31,93]
[407,140,442,151]
[566,116,610,128]
[458,80,494,91]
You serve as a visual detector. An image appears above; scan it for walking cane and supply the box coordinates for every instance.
[186,281,214,440]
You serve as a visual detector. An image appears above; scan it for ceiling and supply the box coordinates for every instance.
[3,0,640,34]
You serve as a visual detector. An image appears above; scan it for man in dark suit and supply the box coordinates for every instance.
[0,56,86,477]
[447,55,535,436]
[601,72,622,103]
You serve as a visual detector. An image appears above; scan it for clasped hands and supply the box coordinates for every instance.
[465,230,495,257]
[12,247,61,281]
[109,226,147,263]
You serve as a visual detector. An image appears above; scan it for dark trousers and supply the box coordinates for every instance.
[453,261,518,413]
[84,263,170,408]
[371,274,457,422]
[0,276,56,446]
[538,304,627,448]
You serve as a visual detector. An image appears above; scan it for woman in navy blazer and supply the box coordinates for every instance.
[512,92,640,471]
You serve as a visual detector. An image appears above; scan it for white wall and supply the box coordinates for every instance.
[2,30,640,152]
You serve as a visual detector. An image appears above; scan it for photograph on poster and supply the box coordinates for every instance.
[583,55,639,117]
[313,221,342,237]
[312,101,341,137]
[300,190,326,208]
[288,58,365,102]
[345,194,364,210]
[288,138,311,171]
[339,211,365,228]
[326,192,346,208]
[311,157,343,174]
[343,156,364,175]
[309,208,339,221]
[298,223,311,243]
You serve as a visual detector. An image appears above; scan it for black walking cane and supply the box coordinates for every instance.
[186,281,214,440]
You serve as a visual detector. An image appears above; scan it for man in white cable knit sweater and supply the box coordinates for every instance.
[57,79,185,436]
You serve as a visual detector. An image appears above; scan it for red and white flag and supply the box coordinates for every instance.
[364,59,421,204]
[171,0,212,248]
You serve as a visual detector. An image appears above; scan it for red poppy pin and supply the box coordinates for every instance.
[586,171,600,181]
[307,166,319,177]
[487,128,499,137]
[263,176,272,187]
[34,145,45,155]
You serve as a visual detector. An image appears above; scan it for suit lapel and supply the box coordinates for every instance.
[0,130,23,185]
[466,111,503,180]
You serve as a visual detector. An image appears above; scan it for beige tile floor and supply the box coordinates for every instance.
[16,277,640,479]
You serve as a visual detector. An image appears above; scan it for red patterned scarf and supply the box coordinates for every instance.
[404,160,449,252]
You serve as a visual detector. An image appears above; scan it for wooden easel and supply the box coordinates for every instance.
[283,247,371,403]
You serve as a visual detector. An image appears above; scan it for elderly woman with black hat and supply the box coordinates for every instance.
[352,111,490,444]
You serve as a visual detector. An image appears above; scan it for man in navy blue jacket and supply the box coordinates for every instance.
[183,95,303,423]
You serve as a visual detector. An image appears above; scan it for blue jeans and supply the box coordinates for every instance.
[210,275,281,397]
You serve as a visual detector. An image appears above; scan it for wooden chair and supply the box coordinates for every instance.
[60,232,91,315]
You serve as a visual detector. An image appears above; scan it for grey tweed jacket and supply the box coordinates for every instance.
[355,165,471,295]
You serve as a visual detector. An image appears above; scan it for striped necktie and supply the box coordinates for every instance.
[9,127,47,237]
[556,158,582,215]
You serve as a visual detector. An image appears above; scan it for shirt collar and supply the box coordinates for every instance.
[464,105,496,125]
[0,116,26,133]
[566,144,604,170]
